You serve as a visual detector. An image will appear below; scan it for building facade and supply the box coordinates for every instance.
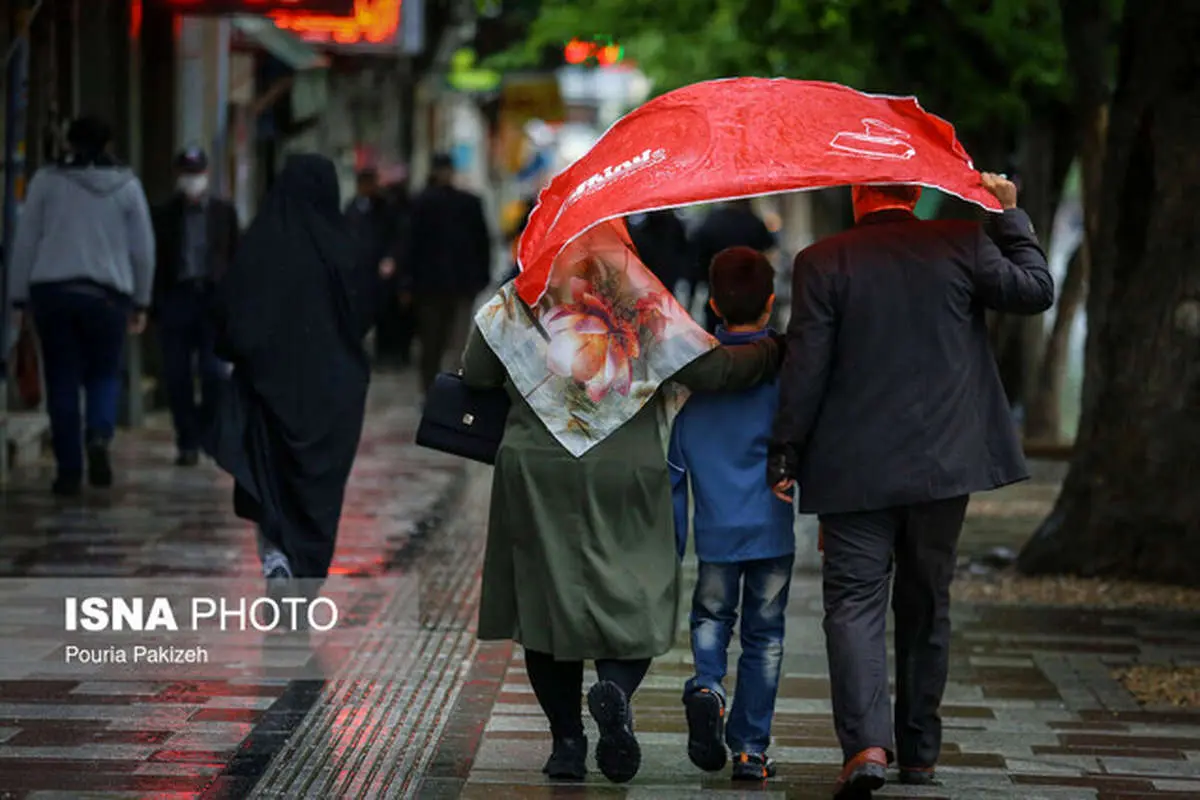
[1,0,476,471]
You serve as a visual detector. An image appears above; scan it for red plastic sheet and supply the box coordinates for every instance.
[516,78,1001,305]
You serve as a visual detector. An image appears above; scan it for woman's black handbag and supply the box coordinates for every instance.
[415,371,510,465]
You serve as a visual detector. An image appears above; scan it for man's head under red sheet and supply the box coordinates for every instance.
[851,183,923,221]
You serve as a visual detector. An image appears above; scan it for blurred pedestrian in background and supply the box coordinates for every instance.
[380,176,415,368]
[152,147,240,467]
[628,209,690,296]
[403,153,492,397]
[6,115,155,496]
[345,167,411,368]
[212,154,379,584]
[501,193,536,285]
[689,200,777,332]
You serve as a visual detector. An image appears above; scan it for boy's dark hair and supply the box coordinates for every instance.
[67,115,112,153]
[708,246,775,325]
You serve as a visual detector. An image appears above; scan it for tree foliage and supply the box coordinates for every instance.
[499,0,1083,147]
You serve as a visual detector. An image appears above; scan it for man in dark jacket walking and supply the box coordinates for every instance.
[768,176,1053,798]
[404,153,492,395]
[344,167,410,367]
[151,147,240,466]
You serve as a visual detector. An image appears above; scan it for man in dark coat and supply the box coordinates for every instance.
[151,147,240,466]
[403,153,492,396]
[344,168,410,367]
[689,200,776,332]
[768,176,1053,798]
[344,167,397,266]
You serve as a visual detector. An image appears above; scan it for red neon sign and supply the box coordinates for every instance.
[596,44,623,66]
[563,39,625,66]
[271,0,401,45]
[563,39,590,65]
[158,0,356,13]
[130,0,143,39]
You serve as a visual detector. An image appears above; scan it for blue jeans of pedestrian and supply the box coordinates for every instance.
[685,554,794,754]
[29,283,128,480]
[157,282,223,452]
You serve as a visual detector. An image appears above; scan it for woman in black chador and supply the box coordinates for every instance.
[211,154,377,582]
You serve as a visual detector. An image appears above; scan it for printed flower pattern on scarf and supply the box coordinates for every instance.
[474,218,715,458]
[544,277,640,402]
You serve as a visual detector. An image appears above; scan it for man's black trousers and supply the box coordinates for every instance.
[819,495,969,768]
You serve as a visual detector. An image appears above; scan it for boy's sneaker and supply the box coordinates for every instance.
[587,680,641,783]
[731,752,777,781]
[683,688,728,772]
[542,735,587,780]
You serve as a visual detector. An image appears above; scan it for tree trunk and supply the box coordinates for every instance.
[988,112,1076,417]
[1023,106,1107,442]
[1021,0,1114,441]
[1017,2,1200,584]
[1023,245,1087,441]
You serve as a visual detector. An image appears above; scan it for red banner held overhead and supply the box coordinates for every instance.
[515,78,1002,305]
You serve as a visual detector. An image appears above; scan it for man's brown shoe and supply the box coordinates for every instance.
[833,747,887,798]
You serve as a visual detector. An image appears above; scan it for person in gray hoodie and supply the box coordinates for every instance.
[7,116,155,496]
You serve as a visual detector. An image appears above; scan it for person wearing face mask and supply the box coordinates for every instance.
[151,147,241,467]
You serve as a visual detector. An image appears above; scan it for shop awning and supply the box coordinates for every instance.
[231,15,328,71]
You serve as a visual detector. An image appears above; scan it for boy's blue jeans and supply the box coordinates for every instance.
[685,554,794,754]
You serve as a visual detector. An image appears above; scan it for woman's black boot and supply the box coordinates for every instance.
[588,680,642,783]
[542,735,587,780]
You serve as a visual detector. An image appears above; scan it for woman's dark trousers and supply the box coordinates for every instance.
[524,649,651,739]
[29,283,127,483]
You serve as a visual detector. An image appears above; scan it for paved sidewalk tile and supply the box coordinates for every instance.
[0,374,464,799]
[422,481,1200,799]
[8,389,1200,800]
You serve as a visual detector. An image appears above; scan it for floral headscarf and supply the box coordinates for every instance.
[475,218,715,457]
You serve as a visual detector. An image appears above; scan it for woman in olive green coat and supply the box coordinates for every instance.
[461,244,780,784]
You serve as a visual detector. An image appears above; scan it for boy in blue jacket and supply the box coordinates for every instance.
[670,246,794,781]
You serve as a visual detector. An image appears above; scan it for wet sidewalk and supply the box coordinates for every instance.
[0,373,471,798]
[419,476,1200,799]
[4,399,1200,798]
